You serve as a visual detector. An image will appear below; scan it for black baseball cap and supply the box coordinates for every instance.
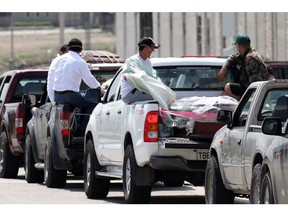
[138,37,160,49]
[68,38,83,49]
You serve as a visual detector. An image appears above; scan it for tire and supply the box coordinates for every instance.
[44,136,67,188]
[83,139,110,199]
[260,171,274,204]
[0,131,20,178]
[24,132,44,183]
[204,155,235,204]
[250,163,261,204]
[123,145,152,204]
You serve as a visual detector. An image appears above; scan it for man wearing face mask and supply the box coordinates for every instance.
[120,37,161,104]
[216,33,272,100]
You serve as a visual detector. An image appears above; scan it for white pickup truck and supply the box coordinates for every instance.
[204,79,288,204]
[83,57,239,203]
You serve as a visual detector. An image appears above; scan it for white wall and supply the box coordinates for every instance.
[116,12,288,61]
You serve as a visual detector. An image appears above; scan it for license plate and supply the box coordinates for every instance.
[197,149,210,160]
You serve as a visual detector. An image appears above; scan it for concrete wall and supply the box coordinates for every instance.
[116,12,288,61]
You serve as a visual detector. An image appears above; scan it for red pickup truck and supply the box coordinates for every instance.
[0,69,48,178]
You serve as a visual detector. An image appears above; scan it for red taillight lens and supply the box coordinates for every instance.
[144,111,158,142]
[16,104,25,139]
[61,111,70,136]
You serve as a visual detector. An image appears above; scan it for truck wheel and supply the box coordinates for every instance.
[83,139,110,199]
[259,171,274,204]
[0,131,20,178]
[123,145,152,204]
[25,132,44,183]
[250,163,261,204]
[44,136,67,188]
[205,155,234,204]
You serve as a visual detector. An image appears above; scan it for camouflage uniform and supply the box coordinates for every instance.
[223,47,270,88]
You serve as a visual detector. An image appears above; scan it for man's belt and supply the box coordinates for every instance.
[55,90,74,94]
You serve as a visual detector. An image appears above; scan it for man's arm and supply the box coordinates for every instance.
[216,54,239,82]
[79,60,101,89]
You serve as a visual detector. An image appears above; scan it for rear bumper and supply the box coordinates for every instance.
[149,155,207,172]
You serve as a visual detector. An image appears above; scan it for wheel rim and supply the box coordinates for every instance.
[262,174,272,204]
[85,152,91,189]
[125,158,131,195]
[0,141,3,173]
[0,134,5,173]
[24,134,30,179]
[44,138,50,183]
[263,184,270,204]
[206,169,213,203]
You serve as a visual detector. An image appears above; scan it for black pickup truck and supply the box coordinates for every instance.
[0,69,47,178]
[23,51,123,186]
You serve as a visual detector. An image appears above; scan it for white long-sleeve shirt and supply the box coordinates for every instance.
[53,51,100,93]
[47,55,60,104]
[120,54,154,98]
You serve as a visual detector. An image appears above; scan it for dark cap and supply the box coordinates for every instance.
[68,38,82,49]
[59,44,68,53]
[138,37,160,49]
[232,33,251,45]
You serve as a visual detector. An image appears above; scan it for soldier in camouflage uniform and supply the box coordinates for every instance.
[216,33,271,100]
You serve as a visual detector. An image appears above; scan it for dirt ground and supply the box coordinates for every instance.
[0,27,116,73]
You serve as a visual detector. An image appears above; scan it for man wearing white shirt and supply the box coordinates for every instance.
[47,44,68,105]
[120,37,160,104]
[53,38,102,135]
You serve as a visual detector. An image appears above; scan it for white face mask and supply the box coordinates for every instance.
[150,50,156,59]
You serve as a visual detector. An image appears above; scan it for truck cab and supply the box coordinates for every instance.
[205,79,288,203]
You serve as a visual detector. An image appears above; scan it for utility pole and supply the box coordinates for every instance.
[85,12,93,50]
[9,13,14,70]
[59,13,65,47]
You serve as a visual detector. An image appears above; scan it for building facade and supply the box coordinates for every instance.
[115,12,288,61]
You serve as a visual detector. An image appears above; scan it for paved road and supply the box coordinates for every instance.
[0,168,249,205]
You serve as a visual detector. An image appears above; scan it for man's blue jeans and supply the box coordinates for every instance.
[54,91,96,136]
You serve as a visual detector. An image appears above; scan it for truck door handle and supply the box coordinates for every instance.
[106,112,110,115]
[237,140,241,145]
[117,110,121,114]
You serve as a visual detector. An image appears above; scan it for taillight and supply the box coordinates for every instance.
[16,104,25,139]
[144,111,159,142]
[61,111,70,136]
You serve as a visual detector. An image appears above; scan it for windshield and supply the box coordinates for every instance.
[154,66,236,90]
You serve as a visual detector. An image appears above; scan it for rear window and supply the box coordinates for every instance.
[154,66,237,90]
[12,77,47,102]
[80,69,120,91]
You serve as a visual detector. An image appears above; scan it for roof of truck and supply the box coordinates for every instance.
[151,57,226,67]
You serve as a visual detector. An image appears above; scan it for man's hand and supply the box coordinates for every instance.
[216,67,227,82]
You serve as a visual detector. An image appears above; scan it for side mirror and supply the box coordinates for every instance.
[85,88,101,103]
[217,110,232,125]
[22,94,36,107]
[261,117,282,136]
